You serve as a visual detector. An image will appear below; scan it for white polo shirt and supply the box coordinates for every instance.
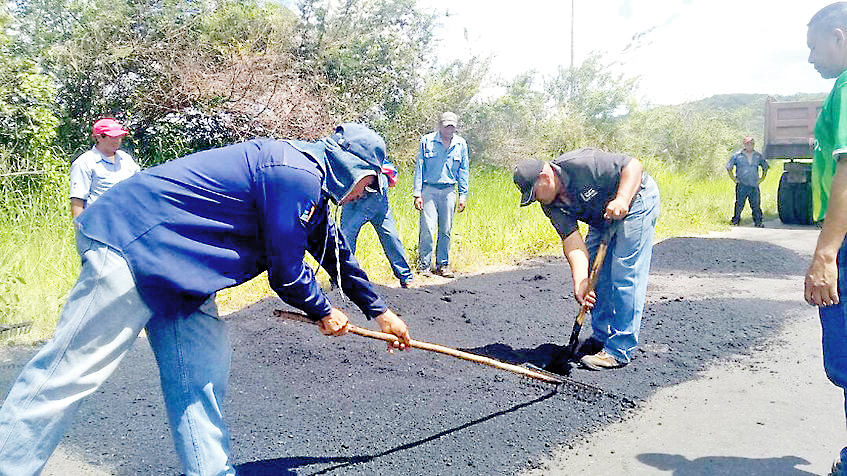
[69,146,140,205]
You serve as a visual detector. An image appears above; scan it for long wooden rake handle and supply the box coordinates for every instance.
[273,309,562,385]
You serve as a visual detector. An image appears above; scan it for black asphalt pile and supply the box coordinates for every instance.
[0,235,812,475]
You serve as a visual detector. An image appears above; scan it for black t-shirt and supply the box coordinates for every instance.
[541,148,632,238]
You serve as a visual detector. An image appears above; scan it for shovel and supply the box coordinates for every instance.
[273,309,563,385]
[545,221,618,375]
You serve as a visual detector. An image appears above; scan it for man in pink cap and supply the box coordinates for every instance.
[69,118,140,218]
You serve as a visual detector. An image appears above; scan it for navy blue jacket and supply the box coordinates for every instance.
[78,139,387,320]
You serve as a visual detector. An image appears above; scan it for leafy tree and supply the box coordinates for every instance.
[462,72,549,167]
[296,0,438,135]
[380,56,489,164]
[545,52,638,145]
[0,5,59,183]
[620,104,739,177]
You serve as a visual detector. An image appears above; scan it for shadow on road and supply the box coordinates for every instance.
[636,453,816,475]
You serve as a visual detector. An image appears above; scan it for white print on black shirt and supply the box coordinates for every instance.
[580,188,598,202]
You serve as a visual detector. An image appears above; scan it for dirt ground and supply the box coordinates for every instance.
[0,221,837,475]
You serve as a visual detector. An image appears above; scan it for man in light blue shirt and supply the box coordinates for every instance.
[69,118,140,218]
[413,111,470,278]
[725,135,768,227]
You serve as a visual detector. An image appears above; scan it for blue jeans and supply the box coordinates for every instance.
[733,183,762,224]
[0,234,235,476]
[418,183,456,271]
[341,190,414,284]
[820,238,847,429]
[586,176,660,363]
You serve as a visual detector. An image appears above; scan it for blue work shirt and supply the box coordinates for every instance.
[78,139,387,320]
[726,149,768,187]
[413,131,469,197]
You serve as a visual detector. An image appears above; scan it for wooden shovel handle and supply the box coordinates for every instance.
[273,309,562,384]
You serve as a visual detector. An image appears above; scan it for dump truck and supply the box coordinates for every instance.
[764,96,821,225]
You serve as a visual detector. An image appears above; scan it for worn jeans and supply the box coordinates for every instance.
[586,176,661,363]
[732,183,762,224]
[820,238,847,431]
[418,183,456,271]
[0,234,235,476]
[341,190,414,284]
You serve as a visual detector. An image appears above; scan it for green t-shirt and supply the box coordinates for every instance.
[813,70,847,222]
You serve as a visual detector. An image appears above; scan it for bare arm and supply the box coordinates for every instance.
[70,198,85,218]
[562,230,594,307]
[805,155,847,306]
[605,158,644,221]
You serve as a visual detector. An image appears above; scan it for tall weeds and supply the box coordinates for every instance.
[0,178,77,341]
[4,161,783,342]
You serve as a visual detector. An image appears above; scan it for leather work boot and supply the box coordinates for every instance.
[434,267,455,278]
[580,351,624,370]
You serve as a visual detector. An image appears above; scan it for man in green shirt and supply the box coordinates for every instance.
[804,3,847,475]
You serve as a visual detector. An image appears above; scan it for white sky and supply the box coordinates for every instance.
[418,0,838,105]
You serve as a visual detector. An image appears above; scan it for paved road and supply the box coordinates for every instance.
[525,221,846,476]
[0,219,841,475]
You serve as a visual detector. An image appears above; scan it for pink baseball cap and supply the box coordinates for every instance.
[92,118,129,137]
[743,136,754,144]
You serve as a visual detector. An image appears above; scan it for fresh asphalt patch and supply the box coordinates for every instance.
[0,228,816,475]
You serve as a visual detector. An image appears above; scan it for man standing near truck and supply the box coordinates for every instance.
[726,136,768,227]
[804,3,847,475]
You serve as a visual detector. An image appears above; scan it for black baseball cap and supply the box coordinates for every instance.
[513,159,545,206]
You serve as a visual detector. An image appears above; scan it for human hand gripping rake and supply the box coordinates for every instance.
[272,309,563,385]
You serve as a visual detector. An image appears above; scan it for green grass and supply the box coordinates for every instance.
[3,160,786,342]
[0,181,79,342]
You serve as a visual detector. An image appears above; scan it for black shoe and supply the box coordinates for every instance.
[730,219,739,225]
[755,222,764,228]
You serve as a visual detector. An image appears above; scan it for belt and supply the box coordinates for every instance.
[423,182,455,189]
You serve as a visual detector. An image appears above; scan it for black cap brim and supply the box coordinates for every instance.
[513,159,544,207]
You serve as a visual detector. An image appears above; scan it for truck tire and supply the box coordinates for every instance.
[793,180,813,225]
[777,174,797,224]
[777,172,814,225]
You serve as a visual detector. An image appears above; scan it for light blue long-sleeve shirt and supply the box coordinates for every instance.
[413,130,469,198]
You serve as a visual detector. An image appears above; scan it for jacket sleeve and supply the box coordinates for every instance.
[305,210,388,320]
[457,141,470,197]
[257,163,334,320]
[69,155,93,200]
[413,137,425,196]
[725,154,736,171]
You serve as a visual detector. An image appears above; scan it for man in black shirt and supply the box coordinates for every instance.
[513,148,660,370]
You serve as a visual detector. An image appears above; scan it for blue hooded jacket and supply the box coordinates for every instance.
[78,125,389,320]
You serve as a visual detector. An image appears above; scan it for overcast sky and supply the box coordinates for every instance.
[417,0,839,105]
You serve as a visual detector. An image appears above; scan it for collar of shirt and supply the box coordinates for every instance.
[92,145,118,165]
[434,131,455,148]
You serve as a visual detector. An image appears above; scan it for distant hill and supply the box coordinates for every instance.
[678,92,828,144]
